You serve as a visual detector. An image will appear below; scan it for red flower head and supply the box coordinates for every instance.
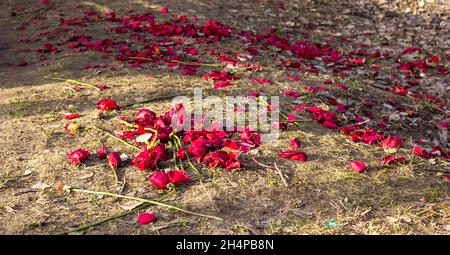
[350,161,366,173]
[138,212,157,225]
[97,146,107,159]
[132,150,152,171]
[278,150,308,161]
[97,99,121,111]
[67,149,90,165]
[167,170,191,184]
[135,108,156,125]
[149,171,170,189]
[108,152,122,169]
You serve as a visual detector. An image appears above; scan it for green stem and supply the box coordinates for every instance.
[170,60,222,67]
[169,141,179,170]
[108,162,119,182]
[88,125,141,151]
[69,188,223,221]
[44,76,101,91]
[173,135,200,174]
[61,191,175,235]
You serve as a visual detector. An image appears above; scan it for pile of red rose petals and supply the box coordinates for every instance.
[67,101,271,190]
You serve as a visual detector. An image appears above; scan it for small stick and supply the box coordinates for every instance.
[274,163,289,187]
[252,157,273,169]
[67,188,223,221]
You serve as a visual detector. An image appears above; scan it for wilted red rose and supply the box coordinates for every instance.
[108,152,122,169]
[97,146,107,159]
[135,108,156,125]
[278,150,307,161]
[167,170,191,184]
[131,150,152,171]
[350,161,366,173]
[68,149,90,165]
[138,212,157,224]
[149,171,170,189]
[97,99,121,111]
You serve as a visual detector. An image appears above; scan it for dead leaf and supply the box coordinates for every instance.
[22,170,32,176]
[77,172,94,180]
[31,183,51,190]
[120,201,144,211]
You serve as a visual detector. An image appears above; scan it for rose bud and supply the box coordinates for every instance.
[65,122,79,134]
[138,212,157,225]
[97,146,107,160]
[148,171,170,189]
[167,170,191,184]
[350,161,366,173]
[97,99,122,111]
[67,149,90,165]
[108,152,122,169]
